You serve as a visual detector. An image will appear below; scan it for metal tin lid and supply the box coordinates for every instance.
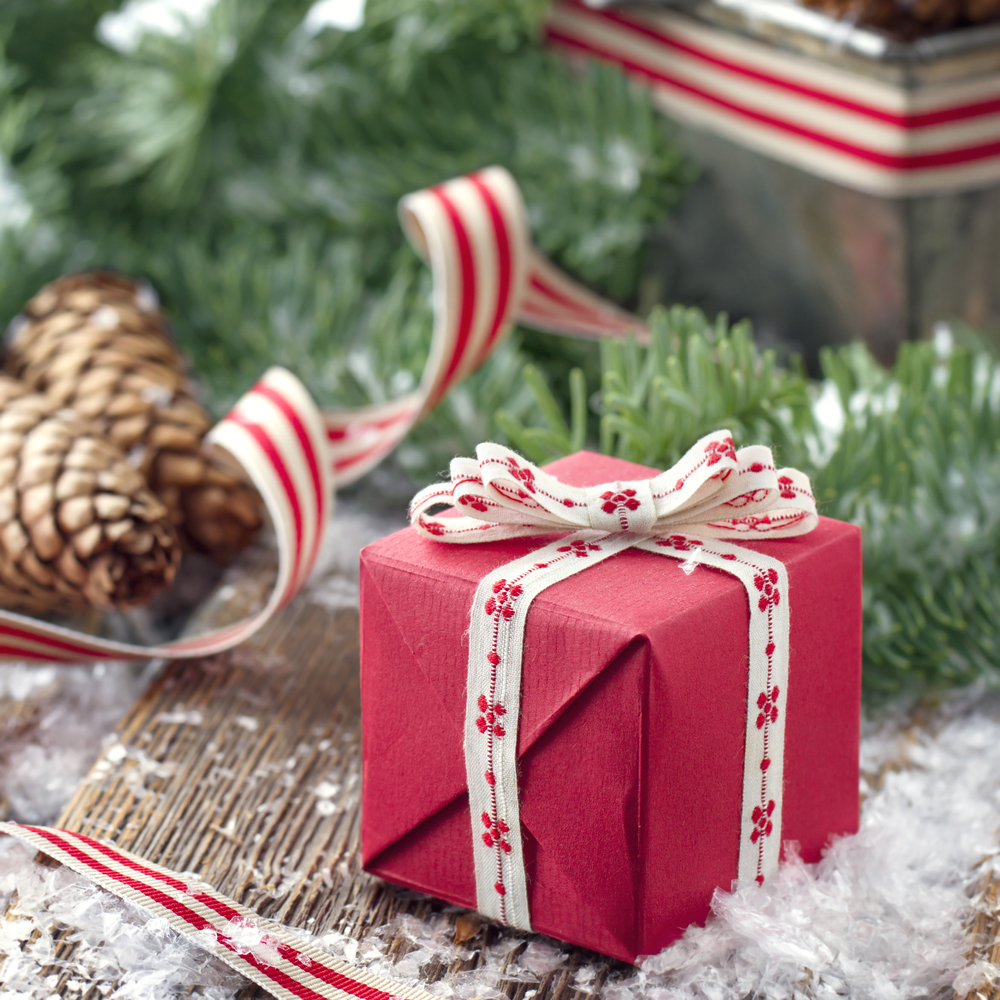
[611,0,1000,81]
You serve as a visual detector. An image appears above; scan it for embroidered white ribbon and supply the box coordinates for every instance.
[409,434,818,930]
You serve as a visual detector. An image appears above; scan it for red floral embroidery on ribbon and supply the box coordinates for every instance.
[655,535,703,552]
[459,494,489,512]
[753,568,780,612]
[601,489,639,513]
[557,539,601,558]
[476,694,506,737]
[419,516,445,536]
[750,800,775,843]
[600,488,643,530]
[778,475,797,500]
[705,438,737,466]
[726,488,768,508]
[481,812,512,853]
[734,514,772,530]
[505,457,536,493]
[485,580,523,620]
[756,686,780,729]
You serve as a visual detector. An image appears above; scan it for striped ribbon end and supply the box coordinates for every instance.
[0,619,144,664]
[209,367,332,606]
[0,822,438,1000]
[521,253,647,342]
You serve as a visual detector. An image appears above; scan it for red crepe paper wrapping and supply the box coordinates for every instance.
[359,452,862,962]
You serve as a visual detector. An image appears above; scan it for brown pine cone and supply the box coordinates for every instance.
[908,0,962,28]
[964,0,1000,22]
[0,375,180,613]
[4,272,263,561]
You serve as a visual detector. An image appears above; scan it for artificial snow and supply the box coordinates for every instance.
[0,495,998,996]
[0,661,150,825]
[2,687,999,997]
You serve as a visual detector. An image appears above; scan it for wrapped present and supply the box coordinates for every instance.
[359,443,862,962]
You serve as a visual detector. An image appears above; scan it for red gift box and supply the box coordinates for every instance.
[359,450,862,963]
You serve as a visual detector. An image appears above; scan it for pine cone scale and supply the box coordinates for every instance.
[0,373,180,613]
[21,482,54,522]
[72,522,102,559]
[58,495,94,532]
[6,273,263,561]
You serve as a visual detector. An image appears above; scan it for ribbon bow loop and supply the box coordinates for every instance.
[409,432,817,542]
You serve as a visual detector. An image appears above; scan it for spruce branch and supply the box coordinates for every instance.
[595,306,816,469]
[500,308,1000,698]
[0,0,689,425]
[495,362,589,464]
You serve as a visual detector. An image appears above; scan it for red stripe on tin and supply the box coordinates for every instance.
[555,0,1000,130]
[547,27,1000,171]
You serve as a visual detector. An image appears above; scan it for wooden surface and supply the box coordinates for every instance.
[964,870,1000,1000]
[12,581,630,1000]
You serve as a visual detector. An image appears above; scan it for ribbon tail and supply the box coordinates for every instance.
[0,822,440,1000]
[637,534,789,885]
[519,250,648,342]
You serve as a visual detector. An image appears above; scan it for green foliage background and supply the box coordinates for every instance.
[0,0,688,418]
[2,0,1000,699]
[501,309,1000,699]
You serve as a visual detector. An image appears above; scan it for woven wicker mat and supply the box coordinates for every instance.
[1,566,637,1000]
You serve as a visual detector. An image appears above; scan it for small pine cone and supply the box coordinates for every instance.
[0,375,180,613]
[5,272,263,561]
[964,0,1000,19]
[908,0,962,27]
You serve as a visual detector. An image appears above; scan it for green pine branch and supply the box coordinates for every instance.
[499,307,1000,699]
[0,0,690,431]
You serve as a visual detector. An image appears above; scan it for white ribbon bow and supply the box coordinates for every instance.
[409,431,817,543]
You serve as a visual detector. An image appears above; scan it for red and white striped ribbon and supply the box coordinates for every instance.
[0,822,441,1000]
[0,166,645,666]
[409,437,817,927]
[546,0,1000,196]
[325,169,645,485]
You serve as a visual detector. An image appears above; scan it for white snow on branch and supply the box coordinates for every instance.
[303,0,367,35]
[96,0,221,53]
